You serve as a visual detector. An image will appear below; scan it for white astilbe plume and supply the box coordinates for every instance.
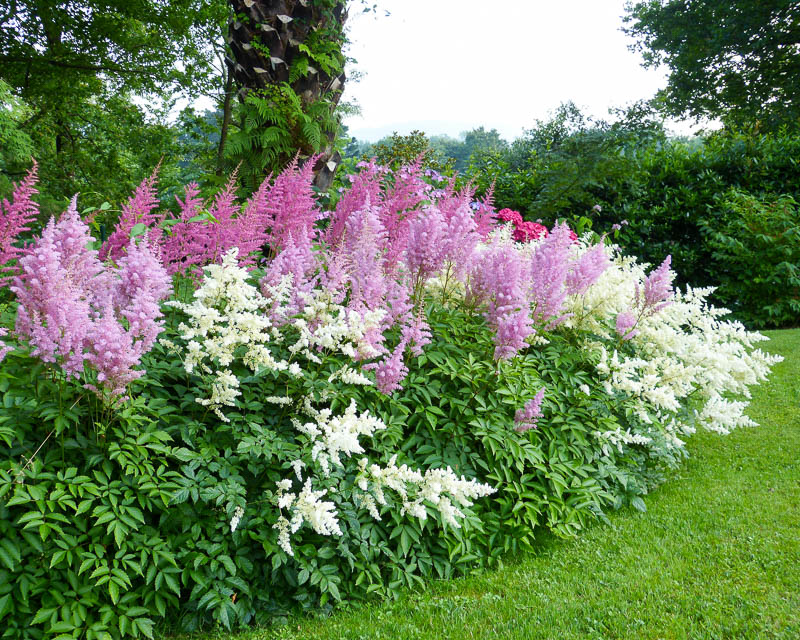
[355,455,496,528]
[167,249,292,421]
[293,399,387,476]
[273,478,342,556]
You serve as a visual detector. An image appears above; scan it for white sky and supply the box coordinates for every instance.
[342,0,705,141]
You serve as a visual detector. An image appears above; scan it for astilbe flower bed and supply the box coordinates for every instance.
[0,159,782,639]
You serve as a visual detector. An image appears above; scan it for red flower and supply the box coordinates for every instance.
[513,221,548,242]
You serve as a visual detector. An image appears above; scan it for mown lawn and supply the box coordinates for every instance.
[198,329,800,640]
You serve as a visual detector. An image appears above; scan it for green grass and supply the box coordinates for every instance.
[202,330,800,640]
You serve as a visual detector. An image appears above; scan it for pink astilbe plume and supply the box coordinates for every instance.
[379,157,432,267]
[0,160,39,284]
[84,306,147,399]
[365,337,409,395]
[339,200,390,314]
[12,217,94,377]
[100,164,162,262]
[472,184,497,240]
[615,310,639,341]
[467,241,534,360]
[405,207,449,289]
[325,159,385,249]
[527,222,574,328]
[261,154,322,252]
[514,388,545,433]
[566,241,610,296]
[114,237,172,351]
[53,196,108,295]
[638,255,675,315]
[161,182,206,275]
[261,231,317,324]
[12,201,170,399]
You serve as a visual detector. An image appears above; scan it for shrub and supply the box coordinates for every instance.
[701,189,800,328]
[0,160,781,638]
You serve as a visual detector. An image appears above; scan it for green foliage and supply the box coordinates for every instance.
[206,328,800,640]
[367,131,454,174]
[395,305,676,567]
[228,85,338,185]
[701,190,800,328]
[623,0,800,131]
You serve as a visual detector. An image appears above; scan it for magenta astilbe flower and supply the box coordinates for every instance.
[527,222,573,328]
[615,310,639,341]
[639,255,675,315]
[401,307,431,357]
[497,208,523,226]
[380,157,432,267]
[514,388,545,433]
[261,155,322,252]
[566,242,610,296]
[115,237,171,350]
[12,218,93,377]
[472,186,498,240]
[442,203,480,279]
[53,196,109,295]
[339,200,390,314]
[84,305,145,399]
[161,182,206,275]
[513,221,548,243]
[100,164,162,262]
[325,159,385,249]
[261,232,317,324]
[0,160,39,284]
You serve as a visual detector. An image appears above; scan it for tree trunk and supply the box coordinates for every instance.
[225,0,347,190]
[216,68,234,176]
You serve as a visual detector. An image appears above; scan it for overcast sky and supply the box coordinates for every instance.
[342,0,703,141]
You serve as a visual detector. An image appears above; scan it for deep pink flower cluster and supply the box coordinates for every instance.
[0,161,39,284]
[12,201,170,399]
[514,388,545,433]
[100,165,162,262]
[514,221,548,243]
[497,208,522,226]
[495,208,550,243]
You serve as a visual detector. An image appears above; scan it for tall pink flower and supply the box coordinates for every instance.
[639,255,675,315]
[100,164,162,262]
[261,155,322,252]
[467,241,534,360]
[527,223,573,328]
[0,161,39,284]
[12,217,93,377]
[566,242,610,296]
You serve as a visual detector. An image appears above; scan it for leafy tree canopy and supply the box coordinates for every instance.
[624,0,800,130]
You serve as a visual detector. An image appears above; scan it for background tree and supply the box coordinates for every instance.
[225,0,350,189]
[0,0,228,211]
[623,0,800,130]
